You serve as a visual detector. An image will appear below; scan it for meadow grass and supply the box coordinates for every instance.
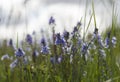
[0,1,120,82]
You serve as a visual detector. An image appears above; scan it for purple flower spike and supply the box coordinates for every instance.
[63,31,69,40]
[9,39,13,46]
[58,55,62,63]
[112,36,117,47]
[55,33,65,46]
[10,59,18,69]
[1,54,10,61]
[41,38,46,46]
[73,26,78,33]
[41,46,49,54]
[49,16,55,25]
[94,28,98,34]
[15,48,25,57]
[77,22,82,27]
[105,37,110,48]
[105,32,111,48]
[81,43,88,53]
[26,34,32,45]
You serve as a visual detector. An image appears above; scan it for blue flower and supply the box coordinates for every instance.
[94,28,98,34]
[41,46,49,54]
[81,43,91,61]
[10,59,18,69]
[71,45,77,53]
[105,32,111,48]
[15,48,25,57]
[7,39,16,50]
[77,22,82,27]
[81,43,88,53]
[112,36,117,47]
[73,26,78,33]
[49,16,55,25]
[57,55,62,63]
[26,34,32,45]
[105,37,110,48]
[40,37,50,54]
[63,30,69,40]
[9,39,13,46]
[40,38,46,46]
[1,54,9,61]
[55,33,65,46]
[93,30,104,48]
[97,35,105,48]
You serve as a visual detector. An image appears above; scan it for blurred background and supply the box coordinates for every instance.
[0,0,120,40]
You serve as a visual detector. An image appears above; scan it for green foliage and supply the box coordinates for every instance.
[0,1,120,82]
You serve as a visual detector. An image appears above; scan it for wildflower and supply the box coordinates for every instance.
[58,55,62,63]
[1,54,9,61]
[63,30,69,41]
[73,26,78,33]
[10,59,18,69]
[40,38,46,46]
[105,37,110,48]
[112,36,117,47]
[71,26,78,37]
[15,48,25,57]
[81,43,90,61]
[40,38,50,54]
[81,43,88,54]
[41,46,49,54]
[55,33,65,46]
[94,27,98,34]
[77,22,82,27]
[33,50,39,57]
[71,45,77,54]
[98,35,105,48]
[92,28,105,48]
[66,44,72,54]
[49,16,55,25]
[8,39,13,46]
[7,39,16,50]
[92,28,99,39]
[105,32,111,48]
[26,34,32,45]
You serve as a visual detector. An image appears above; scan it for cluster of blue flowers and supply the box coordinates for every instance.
[55,33,65,46]
[40,38,49,54]
[26,34,33,45]
[1,16,117,70]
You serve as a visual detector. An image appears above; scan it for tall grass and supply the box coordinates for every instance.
[0,1,120,82]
